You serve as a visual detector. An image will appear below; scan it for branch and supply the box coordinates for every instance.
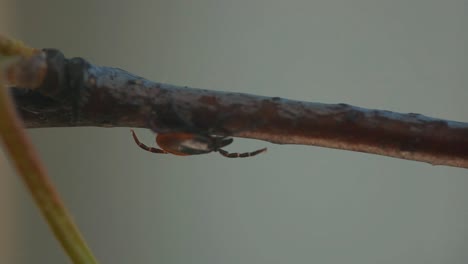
[12,49,468,168]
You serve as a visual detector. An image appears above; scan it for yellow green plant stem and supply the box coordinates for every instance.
[0,35,99,264]
[0,35,36,57]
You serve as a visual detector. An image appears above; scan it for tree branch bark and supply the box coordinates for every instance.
[11,49,468,168]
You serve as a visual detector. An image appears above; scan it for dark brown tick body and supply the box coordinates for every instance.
[131,130,267,158]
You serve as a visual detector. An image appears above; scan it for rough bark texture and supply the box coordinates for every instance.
[11,49,468,168]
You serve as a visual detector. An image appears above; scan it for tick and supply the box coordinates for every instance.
[130,129,267,158]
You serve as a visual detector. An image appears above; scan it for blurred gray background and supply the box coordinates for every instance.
[1,0,467,263]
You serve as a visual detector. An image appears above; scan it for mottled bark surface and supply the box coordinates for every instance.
[11,49,468,168]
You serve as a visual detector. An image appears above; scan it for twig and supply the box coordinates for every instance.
[11,49,468,169]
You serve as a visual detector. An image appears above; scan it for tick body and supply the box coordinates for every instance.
[131,130,266,158]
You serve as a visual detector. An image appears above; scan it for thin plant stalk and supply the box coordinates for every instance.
[0,35,99,264]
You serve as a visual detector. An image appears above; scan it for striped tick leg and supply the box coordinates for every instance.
[130,130,168,154]
[217,147,267,158]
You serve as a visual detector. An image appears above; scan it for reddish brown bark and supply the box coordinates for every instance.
[11,49,468,168]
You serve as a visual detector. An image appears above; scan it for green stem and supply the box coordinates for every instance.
[0,37,99,264]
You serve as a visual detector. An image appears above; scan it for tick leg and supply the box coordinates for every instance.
[218,148,267,158]
[130,130,168,154]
